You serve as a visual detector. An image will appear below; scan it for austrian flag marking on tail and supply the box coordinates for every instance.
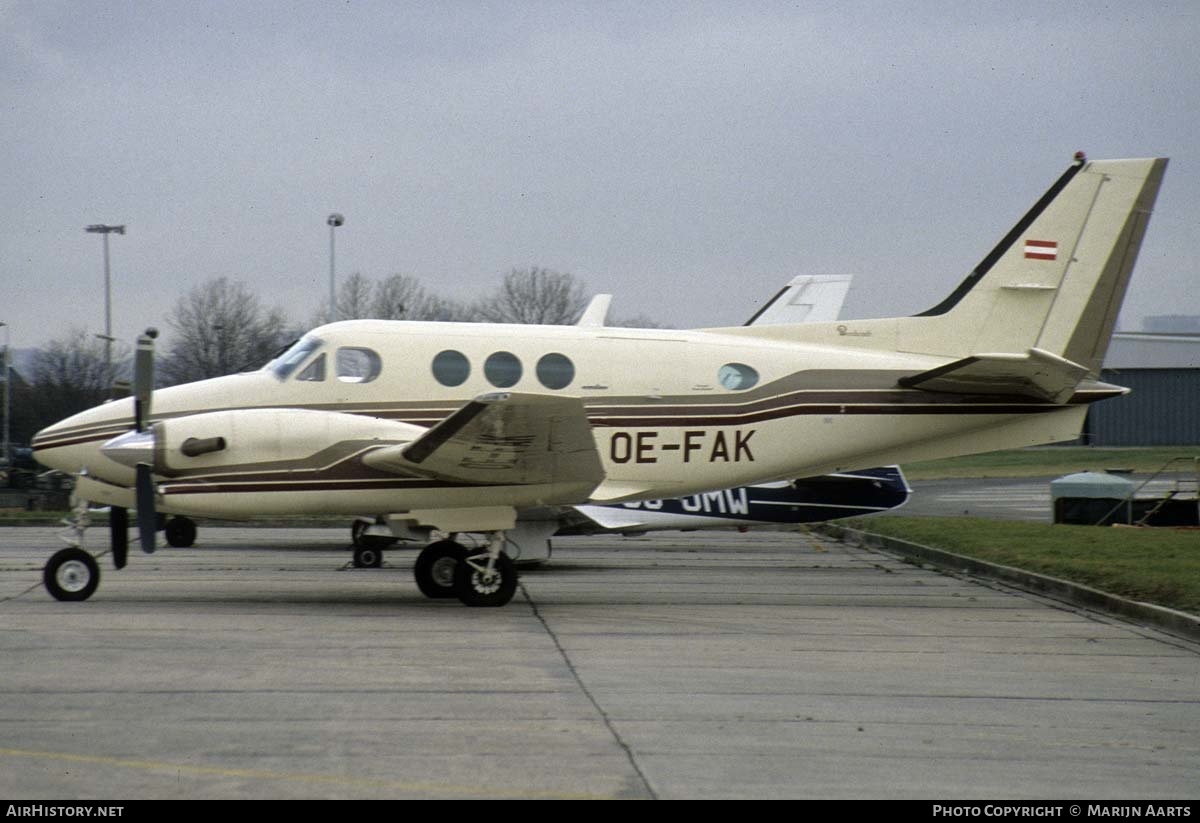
[1023,239,1057,260]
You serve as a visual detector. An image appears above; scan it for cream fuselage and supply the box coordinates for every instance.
[32,318,1091,525]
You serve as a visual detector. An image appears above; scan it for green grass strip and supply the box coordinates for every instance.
[846,515,1200,615]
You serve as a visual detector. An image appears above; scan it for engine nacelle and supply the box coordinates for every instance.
[147,407,426,477]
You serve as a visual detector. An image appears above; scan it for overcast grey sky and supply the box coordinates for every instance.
[3,0,1197,351]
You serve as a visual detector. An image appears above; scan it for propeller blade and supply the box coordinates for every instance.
[110,506,128,569]
[133,329,157,432]
[135,464,157,554]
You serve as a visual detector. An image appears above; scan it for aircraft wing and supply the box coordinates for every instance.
[898,347,1091,404]
[362,392,606,489]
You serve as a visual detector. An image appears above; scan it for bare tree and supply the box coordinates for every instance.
[26,329,128,433]
[161,277,291,384]
[473,267,588,325]
[609,313,670,329]
[314,272,472,324]
[371,274,455,320]
[334,272,376,321]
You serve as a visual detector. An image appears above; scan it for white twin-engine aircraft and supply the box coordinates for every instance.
[33,154,1168,606]
[340,273,903,571]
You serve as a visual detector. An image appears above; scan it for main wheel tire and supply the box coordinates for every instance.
[164,516,197,548]
[414,541,467,599]
[453,550,517,607]
[353,545,383,569]
[44,548,100,602]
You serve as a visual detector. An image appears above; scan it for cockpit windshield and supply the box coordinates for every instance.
[266,336,324,380]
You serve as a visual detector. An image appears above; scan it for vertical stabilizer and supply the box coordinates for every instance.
[903,155,1168,374]
[718,155,1168,381]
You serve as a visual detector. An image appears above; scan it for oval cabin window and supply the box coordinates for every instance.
[717,362,758,391]
[536,353,575,390]
[432,350,471,387]
[484,351,523,388]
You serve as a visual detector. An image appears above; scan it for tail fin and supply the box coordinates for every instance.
[907,154,1167,373]
[744,275,853,325]
[723,155,1168,379]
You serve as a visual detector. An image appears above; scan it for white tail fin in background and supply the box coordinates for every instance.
[744,275,853,325]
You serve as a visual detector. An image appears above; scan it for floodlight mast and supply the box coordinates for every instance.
[0,322,9,466]
[327,213,344,323]
[85,224,126,395]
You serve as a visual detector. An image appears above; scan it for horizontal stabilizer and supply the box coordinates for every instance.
[363,392,605,490]
[571,505,651,530]
[898,348,1090,403]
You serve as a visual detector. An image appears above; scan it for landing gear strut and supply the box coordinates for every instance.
[454,548,517,607]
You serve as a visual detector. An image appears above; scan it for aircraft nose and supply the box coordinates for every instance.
[31,419,78,473]
[101,430,155,469]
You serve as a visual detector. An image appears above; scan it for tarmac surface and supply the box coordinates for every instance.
[896,476,1195,522]
[1,525,1198,799]
[896,477,1056,521]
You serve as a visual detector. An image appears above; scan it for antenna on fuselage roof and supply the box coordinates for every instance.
[576,294,612,327]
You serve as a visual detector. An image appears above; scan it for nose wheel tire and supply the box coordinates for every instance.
[44,548,100,602]
[414,540,467,598]
[453,550,517,607]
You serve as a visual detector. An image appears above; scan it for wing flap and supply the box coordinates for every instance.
[363,392,605,489]
[898,347,1090,403]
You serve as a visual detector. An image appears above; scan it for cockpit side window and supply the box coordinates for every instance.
[268,336,323,380]
[295,353,326,382]
[337,347,382,383]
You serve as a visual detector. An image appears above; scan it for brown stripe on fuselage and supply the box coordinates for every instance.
[31,372,1124,456]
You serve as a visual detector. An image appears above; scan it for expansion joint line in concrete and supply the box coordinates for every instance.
[518,582,659,800]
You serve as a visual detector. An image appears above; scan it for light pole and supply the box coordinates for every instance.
[0,322,9,466]
[327,213,344,323]
[85,224,125,388]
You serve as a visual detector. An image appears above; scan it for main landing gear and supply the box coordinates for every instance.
[413,534,517,607]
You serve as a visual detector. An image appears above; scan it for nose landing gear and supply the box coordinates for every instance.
[44,547,100,602]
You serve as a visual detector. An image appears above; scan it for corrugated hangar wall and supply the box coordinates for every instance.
[1086,369,1200,446]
